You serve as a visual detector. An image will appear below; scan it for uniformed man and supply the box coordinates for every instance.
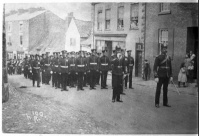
[122,50,128,92]
[28,55,34,79]
[51,52,56,87]
[96,52,101,85]
[66,52,71,87]
[99,49,110,89]
[40,54,45,84]
[126,50,134,89]
[54,52,61,89]
[44,52,51,85]
[88,49,99,90]
[60,50,69,91]
[110,50,117,88]
[31,54,41,87]
[69,51,76,88]
[83,51,88,87]
[153,44,173,108]
[76,51,86,91]
[112,46,125,102]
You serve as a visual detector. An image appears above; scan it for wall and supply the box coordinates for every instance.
[145,3,198,79]
[65,18,81,52]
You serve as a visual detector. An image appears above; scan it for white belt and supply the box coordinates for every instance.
[33,67,40,69]
[117,66,122,68]
[101,63,108,66]
[54,65,58,67]
[129,64,133,66]
[45,64,50,66]
[70,64,75,66]
[61,66,68,68]
[78,65,85,67]
[90,63,97,65]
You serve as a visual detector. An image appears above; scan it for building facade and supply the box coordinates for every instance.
[92,2,146,77]
[145,3,198,80]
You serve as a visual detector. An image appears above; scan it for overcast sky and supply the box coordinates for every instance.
[5,3,91,21]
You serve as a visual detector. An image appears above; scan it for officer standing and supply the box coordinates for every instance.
[69,51,77,88]
[76,51,86,91]
[54,52,61,89]
[31,54,41,87]
[99,49,110,89]
[126,50,134,89]
[88,49,99,90]
[44,52,51,85]
[83,51,88,87]
[153,44,173,108]
[110,50,117,88]
[60,50,69,91]
[51,52,56,87]
[86,52,91,86]
[112,46,125,102]
[40,54,45,84]
[121,49,128,94]
[96,52,101,85]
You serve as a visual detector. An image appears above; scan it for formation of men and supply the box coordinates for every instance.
[8,47,135,102]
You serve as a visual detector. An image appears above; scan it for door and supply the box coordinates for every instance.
[105,41,112,58]
[135,50,142,77]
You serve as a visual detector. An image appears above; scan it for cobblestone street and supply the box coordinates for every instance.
[3,75,198,134]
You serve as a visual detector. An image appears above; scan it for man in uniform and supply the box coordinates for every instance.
[76,51,86,91]
[40,54,45,84]
[23,56,29,78]
[44,52,51,85]
[153,44,173,108]
[96,52,101,85]
[69,51,77,88]
[60,50,69,91]
[31,54,41,87]
[112,46,125,102]
[88,49,99,90]
[83,51,88,87]
[51,52,56,87]
[126,50,134,89]
[99,49,110,89]
[121,49,128,94]
[110,50,117,88]
[54,52,61,89]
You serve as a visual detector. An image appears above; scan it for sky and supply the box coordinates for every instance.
[5,3,92,21]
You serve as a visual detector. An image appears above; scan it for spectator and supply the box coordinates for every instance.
[178,62,187,87]
[188,61,194,83]
[143,59,150,81]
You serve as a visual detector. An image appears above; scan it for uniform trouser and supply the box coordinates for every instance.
[69,71,76,86]
[55,73,61,88]
[112,74,122,101]
[42,71,45,83]
[101,71,108,88]
[78,72,84,89]
[52,72,56,87]
[112,73,114,87]
[61,73,68,90]
[12,67,15,74]
[83,74,87,86]
[32,72,40,86]
[87,72,90,85]
[125,71,133,88]
[90,70,96,88]
[144,70,148,81]
[96,71,100,84]
[155,77,169,105]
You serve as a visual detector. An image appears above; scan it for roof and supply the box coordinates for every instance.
[74,19,92,38]
[81,35,92,45]
[5,10,46,21]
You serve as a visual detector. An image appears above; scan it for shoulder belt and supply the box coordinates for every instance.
[160,55,169,65]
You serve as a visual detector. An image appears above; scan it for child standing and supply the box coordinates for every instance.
[178,62,187,87]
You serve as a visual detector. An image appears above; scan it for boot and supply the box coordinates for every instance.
[178,82,180,87]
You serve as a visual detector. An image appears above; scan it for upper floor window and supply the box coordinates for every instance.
[19,21,23,32]
[7,34,12,46]
[70,38,76,46]
[8,22,12,32]
[20,34,23,46]
[117,4,124,30]
[105,8,111,30]
[159,29,168,53]
[130,3,139,29]
[97,10,103,30]
[159,3,171,15]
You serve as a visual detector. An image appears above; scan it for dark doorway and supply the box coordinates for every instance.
[135,50,142,77]
[105,41,112,58]
[186,27,198,79]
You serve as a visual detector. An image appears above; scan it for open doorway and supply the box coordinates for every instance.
[105,41,112,58]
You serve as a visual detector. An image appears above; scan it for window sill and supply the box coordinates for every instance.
[117,28,124,31]
[158,10,171,15]
[130,27,139,30]
[105,29,111,31]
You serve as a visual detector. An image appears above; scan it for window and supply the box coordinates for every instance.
[20,34,23,46]
[19,21,23,32]
[130,3,139,29]
[8,52,13,59]
[113,41,125,49]
[160,3,170,12]
[7,34,12,46]
[8,22,12,32]
[97,10,103,30]
[105,9,111,30]
[118,5,124,30]
[70,38,76,46]
[159,29,168,53]
[96,40,105,52]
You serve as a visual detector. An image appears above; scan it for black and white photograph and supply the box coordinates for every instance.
[2,0,198,134]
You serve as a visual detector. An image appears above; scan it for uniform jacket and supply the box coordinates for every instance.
[76,56,86,72]
[44,57,52,72]
[110,55,117,70]
[88,55,99,70]
[60,57,69,73]
[122,56,128,73]
[53,57,60,73]
[100,55,110,71]
[69,57,76,72]
[112,56,125,75]
[31,59,41,74]
[153,54,172,78]
[127,56,134,73]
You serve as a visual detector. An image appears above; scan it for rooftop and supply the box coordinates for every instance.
[74,19,92,38]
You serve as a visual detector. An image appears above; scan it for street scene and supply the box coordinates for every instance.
[2,2,198,134]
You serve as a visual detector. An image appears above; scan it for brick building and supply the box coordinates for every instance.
[144,3,198,80]
[91,3,146,77]
[5,8,66,58]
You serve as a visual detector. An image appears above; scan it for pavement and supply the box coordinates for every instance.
[4,74,198,134]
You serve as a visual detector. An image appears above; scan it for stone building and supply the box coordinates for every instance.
[91,3,146,77]
[144,3,198,79]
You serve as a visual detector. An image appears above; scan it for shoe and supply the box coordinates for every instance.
[116,100,123,102]
[37,86,40,87]
[163,104,171,107]
[155,104,159,108]
[81,88,84,91]
[101,87,104,89]
[61,89,64,91]
[104,87,108,89]
[112,100,115,103]
[90,87,92,90]
[121,92,126,95]
[129,87,134,89]
[93,87,96,90]
[125,87,127,89]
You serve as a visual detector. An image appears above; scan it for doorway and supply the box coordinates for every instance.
[105,41,112,58]
[186,27,198,79]
[135,50,142,77]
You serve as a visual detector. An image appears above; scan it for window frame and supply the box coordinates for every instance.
[20,34,23,46]
[105,8,111,31]
[158,28,168,54]
[159,3,171,15]
[117,4,124,30]
[70,38,76,46]
[97,10,103,31]
[130,3,139,30]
